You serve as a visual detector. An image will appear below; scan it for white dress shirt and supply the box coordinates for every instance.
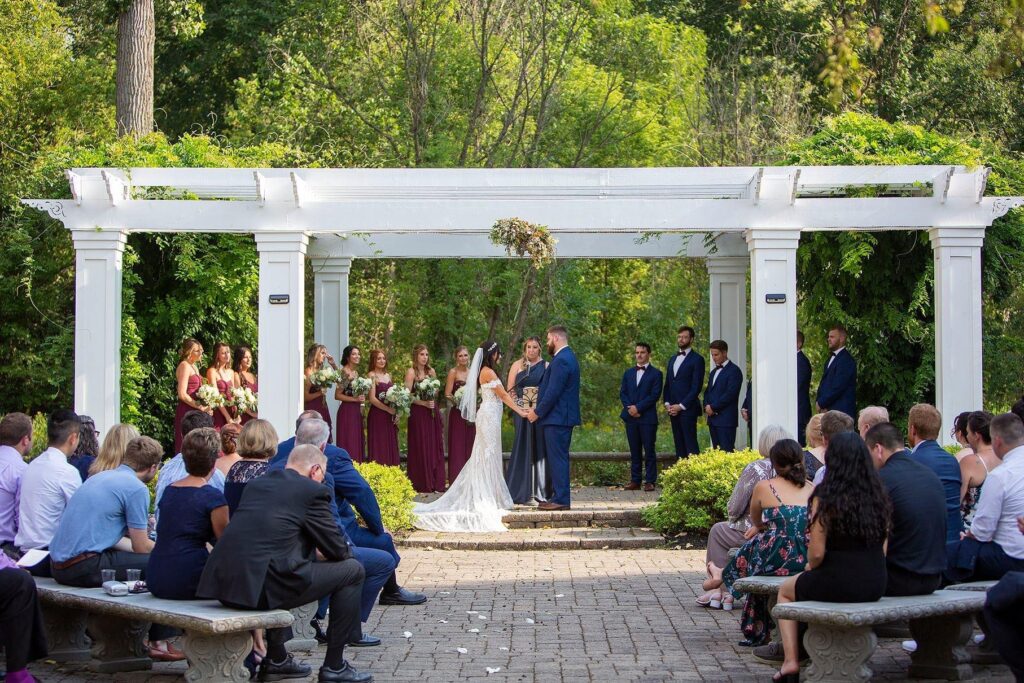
[710,359,731,386]
[970,444,1024,559]
[672,349,689,376]
[635,363,649,385]
[15,447,81,550]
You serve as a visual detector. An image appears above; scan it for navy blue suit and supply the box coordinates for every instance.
[535,346,581,506]
[797,350,813,446]
[620,364,664,484]
[742,381,752,445]
[663,349,705,458]
[909,439,963,542]
[702,361,743,452]
[816,348,857,419]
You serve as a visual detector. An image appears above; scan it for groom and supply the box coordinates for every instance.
[527,325,581,511]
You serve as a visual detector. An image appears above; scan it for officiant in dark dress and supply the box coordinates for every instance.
[505,337,551,504]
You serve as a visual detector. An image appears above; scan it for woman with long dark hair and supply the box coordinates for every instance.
[303,343,337,441]
[504,336,550,504]
[405,344,446,492]
[232,345,258,425]
[445,346,475,482]
[334,345,367,462]
[69,416,100,481]
[366,349,401,466]
[772,432,890,682]
[960,411,999,529]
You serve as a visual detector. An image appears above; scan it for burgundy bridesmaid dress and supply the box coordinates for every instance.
[336,397,366,462]
[305,391,333,442]
[446,379,476,483]
[174,374,202,453]
[407,397,446,493]
[367,381,400,466]
[213,377,233,430]
[240,377,258,425]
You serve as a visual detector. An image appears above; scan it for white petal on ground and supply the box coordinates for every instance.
[478,614,487,620]
[554,594,564,598]
[456,648,468,654]
[499,646,509,651]
[468,628,480,633]
[437,619,448,623]
[486,667,502,674]
[403,631,412,638]
[467,610,478,614]
[525,618,535,624]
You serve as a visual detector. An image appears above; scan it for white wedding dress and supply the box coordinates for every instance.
[412,379,513,532]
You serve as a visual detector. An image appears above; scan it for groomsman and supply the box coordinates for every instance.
[703,340,743,452]
[816,325,857,419]
[797,331,813,446]
[620,343,664,491]
[663,326,705,459]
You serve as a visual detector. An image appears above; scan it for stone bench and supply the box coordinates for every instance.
[946,580,998,592]
[731,575,789,640]
[35,578,314,682]
[771,590,985,682]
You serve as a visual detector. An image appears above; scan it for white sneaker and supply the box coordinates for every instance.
[902,640,918,653]
[973,633,985,645]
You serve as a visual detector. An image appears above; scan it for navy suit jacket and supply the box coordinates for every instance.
[910,439,963,538]
[797,350,812,424]
[663,350,705,415]
[703,361,743,428]
[536,347,581,427]
[816,348,857,417]
[742,381,751,414]
[620,365,663,425]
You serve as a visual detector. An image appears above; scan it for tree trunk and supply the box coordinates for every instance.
[116,0,155,138]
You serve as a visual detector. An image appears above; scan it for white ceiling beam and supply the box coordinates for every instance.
[65,171,83,205]
[253,171,267,206]
[100,170,128,205]
[290,172,312,207]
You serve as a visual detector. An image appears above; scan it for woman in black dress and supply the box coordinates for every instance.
[773,432,891,682]
[504,336,550,504]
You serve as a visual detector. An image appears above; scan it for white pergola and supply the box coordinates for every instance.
[24,166,1024,445]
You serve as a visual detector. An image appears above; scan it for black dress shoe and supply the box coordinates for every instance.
[259,654,312,681]
[310,617,329,645]
[379,586,427,605]
[347,632,381,647]
[319,662,373,682]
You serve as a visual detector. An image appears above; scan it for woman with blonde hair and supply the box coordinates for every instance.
[802,413,826,481]
[88,423,142,476]
[303,343,337,441]
[174,338,211,451]
[223,419,278,514]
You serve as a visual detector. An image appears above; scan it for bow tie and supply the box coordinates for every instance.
[715,364,723,370]
[678,349,687,355]
[636,366,646,371]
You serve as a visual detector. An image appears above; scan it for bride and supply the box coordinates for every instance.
[413,341,528,532]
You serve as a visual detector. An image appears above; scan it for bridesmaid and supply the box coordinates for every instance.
[405,344,446,493]
[445,346,476,483]
[206,342,240,430]
[366,349,401,466]
[304,343,337,441]
[232,345,258,425]
[334,345,367,462]
[505,336,551,504]
[174,338,211,452]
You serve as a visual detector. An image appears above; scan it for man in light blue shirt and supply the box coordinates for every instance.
[154,410,223,521]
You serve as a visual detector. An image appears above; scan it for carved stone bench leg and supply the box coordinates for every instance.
[40,603,91,662]
[285,602,319,652]
[908,614,974,680]
[183,630,253,683]
[802,624,876,682]
[87,614,152,673]
[968,611,1003,665]
[767,594,780,644]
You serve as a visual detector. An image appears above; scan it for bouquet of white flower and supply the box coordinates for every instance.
[348,376,373,398]
[415,376,442,401]
[230,386,258,413]
[452,385,465,406]
[309,367,341,389]
[196,383,225,408]
[380,385,413,417]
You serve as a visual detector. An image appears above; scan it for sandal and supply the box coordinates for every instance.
[721,594,734,611]
[708,592,724,609]
[147,644,186,662]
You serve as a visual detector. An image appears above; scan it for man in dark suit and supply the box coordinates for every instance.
[527,325,581,511]
[620,342,664,491]
[663,326,705,459]
[907,404,962,543]
[702,339,743,452]
[816,325,857,419]
[197,445,371,683]
[797,331,813,446]
[741,380,752,447]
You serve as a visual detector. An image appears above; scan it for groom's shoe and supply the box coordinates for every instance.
[644,483,656,492]
[538,502,570,511]
[624,482,641,491]
[379,586,427,606]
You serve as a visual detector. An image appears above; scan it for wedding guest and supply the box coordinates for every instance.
[224,419,277,515]
[215,422,242,477]
[866,422,946,596]
[620,342,664,491]
[815,325,857,419]
[506,337,550,504]
[334,345,367,463]
[88,423,141,476]
[810,410,855,485]
[147,428,228,600]
[741,380,752,447]
[945,413,1024,583]
[405,344,446,493]
[197,445,371,683]
[445,346,475,482]
[774,432,890,682]
[796,331,813,446]
[366,349,400,466]
[961,411,999,528]
[703,339,743,452]
[0,554,48,682]
[952,411,975,462]
[663,326,705,459]
[982,517,1024,681]
[907,404,962,541]
[696,425,792,608]
[68,415,99,482]
[233,344,258,424]
[16,410,81,575]
[0,413,32,558]
[857,405,889,439]
[174,338,210,452]
[155,410,224,522]
[802,414,826,481]
[207,342,239,429]
[305,343,337,441]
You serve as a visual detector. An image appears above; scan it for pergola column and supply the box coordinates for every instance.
[929,227,985,444]
[746,229,801,441]
[311,255,353,423]
[707,254,749,448]
[71,229,129,438]
[256,232,309,440]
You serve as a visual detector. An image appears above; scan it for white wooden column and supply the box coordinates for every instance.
[71,229,128,438]
[746,229,800,441]
[707,254,749,447]
[256,232,308,440]
[311,255,353,422]
[929,227,985,444]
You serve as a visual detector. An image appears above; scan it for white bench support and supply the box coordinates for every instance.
[803,623,876,682]
[908,614,974,680]
[87,613,152,673]
[183,631,254,683]
[286,602,319,652]
[39,603,91,662]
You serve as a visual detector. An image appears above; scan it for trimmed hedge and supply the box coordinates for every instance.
[642,447,761,535]
[353,461,417,532]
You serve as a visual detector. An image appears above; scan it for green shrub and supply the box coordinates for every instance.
[28,413,48,461]
[353,461,417,532]
[642,447,761,535]
[943,443,962,457]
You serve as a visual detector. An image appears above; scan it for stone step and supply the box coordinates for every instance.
[398,526,664,550]
[500,508,644,529]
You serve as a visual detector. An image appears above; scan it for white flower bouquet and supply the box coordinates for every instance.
[230,386,258,413]
[452,385,465,406]
[309,367,341,389]
[348,376,373,398]
[415,376,442,401]
[380,385,413,417]
[196,383,225,408]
